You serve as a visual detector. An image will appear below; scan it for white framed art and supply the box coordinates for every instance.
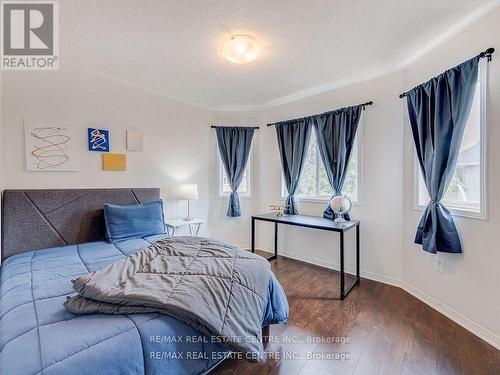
[24,119,79,171]
[126,128,143,152]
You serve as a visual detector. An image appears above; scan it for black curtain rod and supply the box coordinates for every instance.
[211,126,259,129]
[399,47,495,99]
[266,101,374,127]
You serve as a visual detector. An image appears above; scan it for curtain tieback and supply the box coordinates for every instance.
[429,199,439,204]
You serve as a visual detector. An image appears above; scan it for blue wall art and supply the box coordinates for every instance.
[88,128,110,152]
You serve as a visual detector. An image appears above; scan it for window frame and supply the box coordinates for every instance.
[217,146,252,198]
[413,59,488,220]
[280,116,364,205]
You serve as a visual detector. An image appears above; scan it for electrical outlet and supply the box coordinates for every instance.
[435,257,445,273]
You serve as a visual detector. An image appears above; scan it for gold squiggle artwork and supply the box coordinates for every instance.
[30,127,70,169]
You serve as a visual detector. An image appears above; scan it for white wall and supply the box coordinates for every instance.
[250,6,500,349]
[2,63,229,242]
[401,7,500,349]
[207,110,264,248]
[1,4,499,351]
[256,73,405,284]
[1,64,266,248]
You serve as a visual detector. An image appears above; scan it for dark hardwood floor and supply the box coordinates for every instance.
[212,255,500,375]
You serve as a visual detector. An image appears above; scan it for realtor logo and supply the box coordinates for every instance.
[1,1,59,70]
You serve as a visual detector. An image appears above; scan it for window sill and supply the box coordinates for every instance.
[413,204,487,221]
[280,196,361,206]
[218,194,253,199]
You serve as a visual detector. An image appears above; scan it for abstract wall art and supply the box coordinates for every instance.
[126,128,143,152]
[102,153,126,171]
[24,120,79,171]
[87,128,110,152]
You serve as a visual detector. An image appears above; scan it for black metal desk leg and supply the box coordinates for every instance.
[340,231,345,300]
[251,218,255,253]
[274,222,278,258]
[356,223,360,279]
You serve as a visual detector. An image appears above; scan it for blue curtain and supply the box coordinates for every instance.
[406,57,479,253]
[312,105,363,220]
[275,119,312,214]
[215,126,255,217]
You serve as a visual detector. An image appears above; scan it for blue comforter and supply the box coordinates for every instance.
[0,235,288,375]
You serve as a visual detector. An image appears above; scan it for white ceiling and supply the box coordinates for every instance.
[61,0,498,110]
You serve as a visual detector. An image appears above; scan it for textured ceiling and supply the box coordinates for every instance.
[61,0,498,110]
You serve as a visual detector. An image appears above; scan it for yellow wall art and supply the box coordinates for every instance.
[102,153,126,171]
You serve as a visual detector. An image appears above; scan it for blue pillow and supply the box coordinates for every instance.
[103,199,165,243]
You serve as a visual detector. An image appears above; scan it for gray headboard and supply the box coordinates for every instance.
[1,188,160,261]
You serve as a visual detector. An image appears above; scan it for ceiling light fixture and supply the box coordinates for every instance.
[222,35,262,64]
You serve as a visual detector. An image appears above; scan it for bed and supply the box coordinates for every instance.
[0,189,289,375]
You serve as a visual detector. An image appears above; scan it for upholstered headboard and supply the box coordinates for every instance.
[1,188,160,261]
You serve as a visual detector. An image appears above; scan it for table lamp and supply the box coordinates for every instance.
[169,184,199,221]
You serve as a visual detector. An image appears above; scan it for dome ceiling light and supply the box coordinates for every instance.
[222,35,262,64]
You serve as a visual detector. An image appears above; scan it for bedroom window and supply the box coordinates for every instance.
[218,149,252,197]
[281,119,362,203]
[415,59,487,219]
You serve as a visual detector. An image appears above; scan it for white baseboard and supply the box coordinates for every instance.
[400,282,500,350]
[256,246,404,287]
[246,245,500,350]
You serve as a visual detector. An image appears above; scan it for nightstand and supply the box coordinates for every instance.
[165,218,206,236]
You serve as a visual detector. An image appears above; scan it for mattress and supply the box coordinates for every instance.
[0,235,288,375]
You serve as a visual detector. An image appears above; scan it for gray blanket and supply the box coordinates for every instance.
[64,236,271,357]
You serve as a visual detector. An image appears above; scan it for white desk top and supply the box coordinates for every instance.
[165,218,206,228]
[252,213,358,232]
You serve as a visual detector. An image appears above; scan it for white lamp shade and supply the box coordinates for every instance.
[169,184,199,200]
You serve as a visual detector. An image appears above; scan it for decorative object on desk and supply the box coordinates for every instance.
[269,204,290,217]
[24,120,79,171]
[102,153,126,171]
[329,195,352,223]
[126,128,143,152]
[87,128,110,152]
[168,184,199,221]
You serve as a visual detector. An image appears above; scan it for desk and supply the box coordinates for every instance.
[251,213,360,300]
[165,218,205,236]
